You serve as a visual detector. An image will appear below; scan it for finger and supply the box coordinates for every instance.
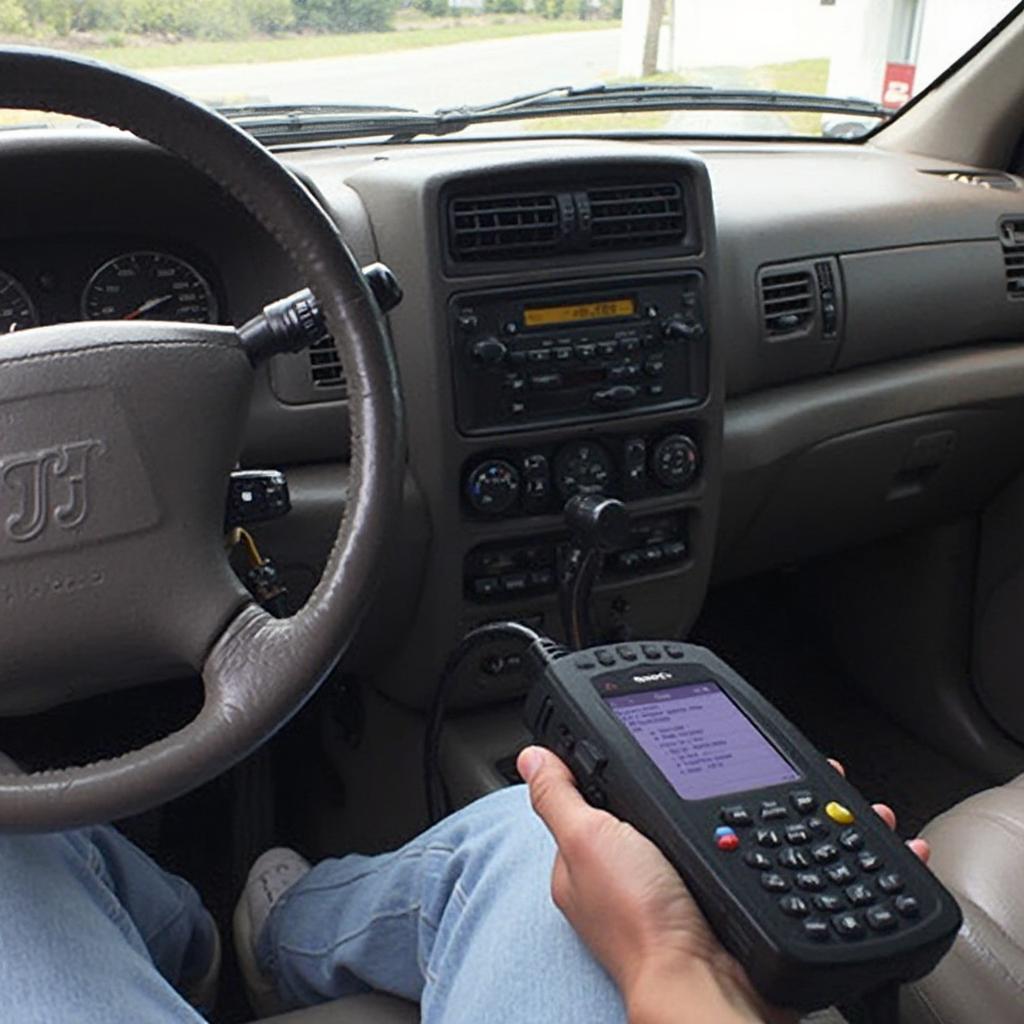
[518,746,594,844]
[872,803,897,831]
[907,837,930,864]
[828,758,846,777]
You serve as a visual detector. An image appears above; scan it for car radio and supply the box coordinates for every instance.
[450,274,708,434]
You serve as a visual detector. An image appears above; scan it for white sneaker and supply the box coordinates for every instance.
[233,847,311,1017]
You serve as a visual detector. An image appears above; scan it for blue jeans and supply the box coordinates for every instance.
[0,786,624,1023]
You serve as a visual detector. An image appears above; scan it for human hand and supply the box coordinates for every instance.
[518,746,928,1024]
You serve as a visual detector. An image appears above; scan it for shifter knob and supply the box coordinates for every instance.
[564,494,631,553]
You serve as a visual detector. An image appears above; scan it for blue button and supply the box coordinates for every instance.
[714,826,735,839]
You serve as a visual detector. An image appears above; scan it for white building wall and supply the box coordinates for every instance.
[914,0,1017,86]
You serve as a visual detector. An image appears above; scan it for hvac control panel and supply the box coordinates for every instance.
[450,274,708,434]
[463,430,700,519]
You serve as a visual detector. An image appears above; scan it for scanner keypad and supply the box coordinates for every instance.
[722,788,920,942]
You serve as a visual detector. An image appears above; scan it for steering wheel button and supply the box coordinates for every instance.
[825,801,855,825]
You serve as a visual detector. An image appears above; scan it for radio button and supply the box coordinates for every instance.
[472,577,501,598]
[575,343,597,360]
[503,321,518,335]
[620,338,641,353]
[457,312,479,333]
[508,350,527,365]
[644,358,665,377]
[608,364,640,382]
[470,336,508,364]
[529,373,563,390]
[647,384,665,398]
[501,573,528,594]
[526,349,551,363]
[553,346,573,362]
[597,340,619,356]
[592,385,638,407]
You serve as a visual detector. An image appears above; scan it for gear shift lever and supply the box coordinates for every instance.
[559,494,631,648]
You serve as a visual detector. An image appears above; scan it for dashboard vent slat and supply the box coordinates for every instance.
[449,193,561,261]
[1001,219,1024,299]
[586,182,685,250]
[307,333,347,392]
[759,269,815,336]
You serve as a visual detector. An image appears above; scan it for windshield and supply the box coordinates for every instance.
[2,0,1021,141]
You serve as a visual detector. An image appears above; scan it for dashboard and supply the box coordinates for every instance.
[4,129,1024,721]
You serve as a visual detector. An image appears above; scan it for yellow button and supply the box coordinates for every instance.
[825,801,854,825]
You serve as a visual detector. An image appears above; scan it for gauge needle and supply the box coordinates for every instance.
[123,294,173,320]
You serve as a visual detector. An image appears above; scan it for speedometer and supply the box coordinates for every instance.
[82,251,218,323]
[0,269,38,334]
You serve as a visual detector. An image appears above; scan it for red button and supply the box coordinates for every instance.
[716,833,740,851]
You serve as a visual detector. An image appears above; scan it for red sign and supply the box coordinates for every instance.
[882,62,916,110]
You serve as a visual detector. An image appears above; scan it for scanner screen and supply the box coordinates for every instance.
[605,681,800,800]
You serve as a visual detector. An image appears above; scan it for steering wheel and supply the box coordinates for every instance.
[0,49,404,831]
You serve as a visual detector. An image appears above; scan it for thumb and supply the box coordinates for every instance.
[517,745,593,844]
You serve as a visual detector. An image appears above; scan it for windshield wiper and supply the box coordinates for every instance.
[220,85,890,146]
[435,81,891,122]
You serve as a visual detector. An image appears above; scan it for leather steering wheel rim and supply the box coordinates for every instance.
[0,48,405,831]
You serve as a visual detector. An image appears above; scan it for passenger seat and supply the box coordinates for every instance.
[903,774,1024,1023]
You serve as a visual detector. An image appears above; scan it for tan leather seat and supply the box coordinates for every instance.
[902,774,1024,1023]
[258,993,419,1024]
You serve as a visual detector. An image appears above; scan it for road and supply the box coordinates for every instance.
[148,29,622,111]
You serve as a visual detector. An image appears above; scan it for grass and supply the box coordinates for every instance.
[83,18,614,70]
[521,57,831,136]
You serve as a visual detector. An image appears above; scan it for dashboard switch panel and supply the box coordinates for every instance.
[451,274,708,434]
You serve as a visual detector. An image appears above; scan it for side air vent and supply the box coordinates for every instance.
[308,333,347,392]
[448,193,561,261]
[1001,219,1024,299]
[446,179,686,263]
[585,183,685,250]
[922,169,1020,191]
[759,267,815,337]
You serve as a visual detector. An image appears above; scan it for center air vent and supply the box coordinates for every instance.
[586,183,685,250]
[447,180,685,262]
[759,267,815,337]
[1001,218,1024,299]
[449,193,561,261]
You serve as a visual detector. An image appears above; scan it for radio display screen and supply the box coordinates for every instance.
[522,297,636,328]
[603,681,800,800]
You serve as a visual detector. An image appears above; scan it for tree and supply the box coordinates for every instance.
[642,0,666,76]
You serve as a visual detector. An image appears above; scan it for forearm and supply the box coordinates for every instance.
[624,958,767,1024]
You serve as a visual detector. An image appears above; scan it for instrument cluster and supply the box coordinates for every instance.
[0,236,223,335]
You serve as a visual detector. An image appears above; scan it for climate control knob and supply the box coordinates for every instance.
[470,335,508,364]
[651,434,700,489]
[466,459,520,515]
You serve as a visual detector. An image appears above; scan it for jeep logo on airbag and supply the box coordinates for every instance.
[0,441,103,543]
